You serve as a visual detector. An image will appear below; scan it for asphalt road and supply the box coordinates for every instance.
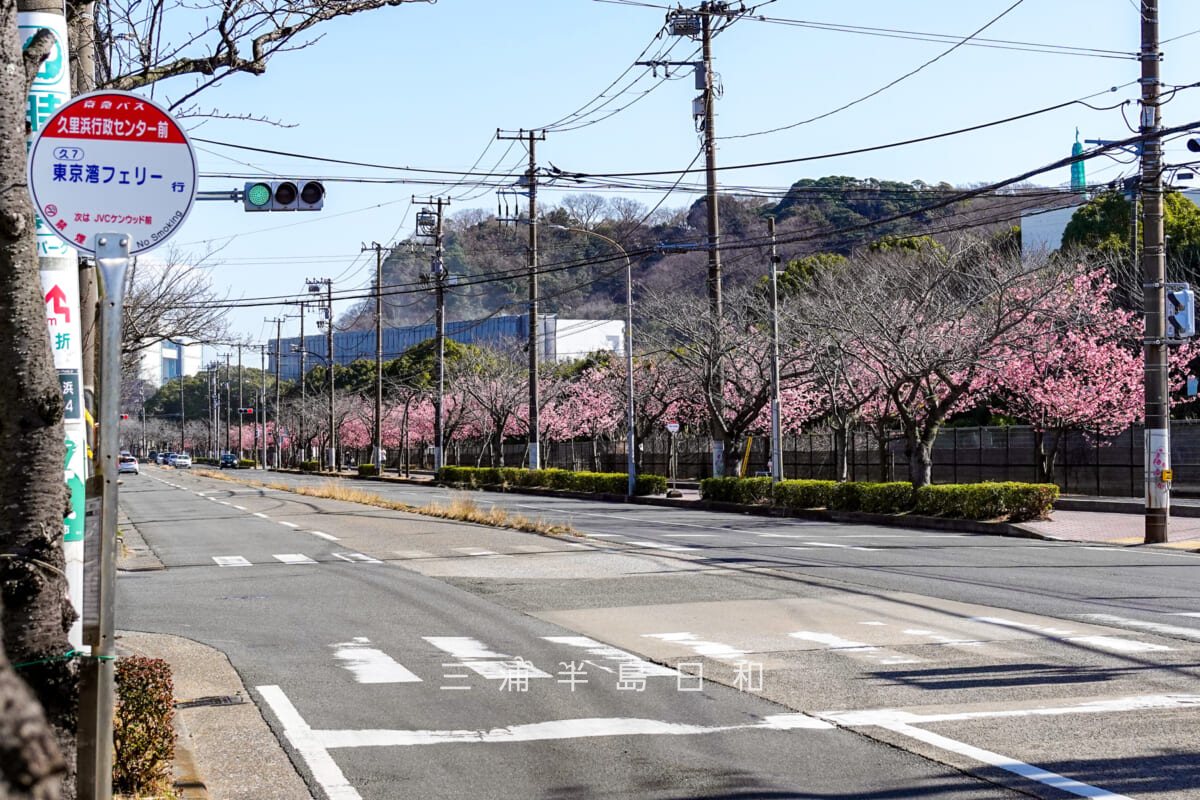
[118,467,1200,800]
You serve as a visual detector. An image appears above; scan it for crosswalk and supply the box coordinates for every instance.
[325,634,679,687]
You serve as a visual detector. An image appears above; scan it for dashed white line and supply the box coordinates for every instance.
[213,556,252,567]
[233,505,247,510]
[333,552,382,564]
[310,531,339,541]
[279,521,300,528]
[253,512,269,519]
[274,553,317,565]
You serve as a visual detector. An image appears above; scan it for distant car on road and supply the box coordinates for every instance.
[148,450,158,464]
[172,453,192,469]
[118,455,139,475]
[159,452,174,465]
[219,453,239,469]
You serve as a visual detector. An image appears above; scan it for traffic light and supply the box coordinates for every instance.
[1167,283,1196,339]
[243,180,324,212]
[238,408,254,415]
[120,414,129,420]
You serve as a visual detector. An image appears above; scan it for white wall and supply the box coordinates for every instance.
[553,319,625,362]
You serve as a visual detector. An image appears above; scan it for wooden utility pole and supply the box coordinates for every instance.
[1141,0,1169,543]
[497,129,545,469]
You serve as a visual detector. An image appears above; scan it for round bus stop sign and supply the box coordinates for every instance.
[27,90,197,257]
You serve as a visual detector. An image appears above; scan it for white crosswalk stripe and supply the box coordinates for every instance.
[213,556,252,567]
[424,636,553,679]
[333,552,382,564]
[274,553,317,565]
[332,638,422,684]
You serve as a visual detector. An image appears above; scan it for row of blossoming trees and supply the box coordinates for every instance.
[250,237,1190,489]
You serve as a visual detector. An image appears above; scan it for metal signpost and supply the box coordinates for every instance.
[28,89,197,800]
[666,420,681,498]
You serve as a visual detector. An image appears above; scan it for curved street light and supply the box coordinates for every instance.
[551,225,636,497]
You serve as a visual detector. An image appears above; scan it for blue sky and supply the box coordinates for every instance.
[147,0,1200,348]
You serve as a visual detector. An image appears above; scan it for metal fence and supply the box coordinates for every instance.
[441,421,1200,497]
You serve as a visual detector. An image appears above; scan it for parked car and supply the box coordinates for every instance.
[219,453,239,469]
[172,453,192,469]
[147,450,158,464]
[118,455,139,475]
[159,452,174,465]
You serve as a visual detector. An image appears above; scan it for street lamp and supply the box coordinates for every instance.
[550,225,636,497]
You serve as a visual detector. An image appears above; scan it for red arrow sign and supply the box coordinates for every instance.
[45,284,70,322]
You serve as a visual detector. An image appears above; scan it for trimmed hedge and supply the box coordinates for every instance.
[239,458,257,468]
[437,466,667,496]
[114,656,176,797]
[708,477,1056,521]
[300,460,319,472]
[358,463,380,476]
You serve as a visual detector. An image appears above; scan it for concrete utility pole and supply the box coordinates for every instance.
[259,345,267,468]
[268,317,283,468]
[498,129,546,469]
[224,353,231,455]
[416,197,450,472]
[237,343,244,459]
[362,242,385,469]
[307,278,336,469]
[299,302,307,464]
[1141,0,1170,543]
[653,2,745,476]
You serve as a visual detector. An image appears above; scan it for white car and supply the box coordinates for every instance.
[118,455,139,475]
[172,453,192,469]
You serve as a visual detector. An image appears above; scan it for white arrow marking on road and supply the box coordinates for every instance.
[331,638,422,683]
[213,556,252,567]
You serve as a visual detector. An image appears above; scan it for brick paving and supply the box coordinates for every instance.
[1019,509,1200,550]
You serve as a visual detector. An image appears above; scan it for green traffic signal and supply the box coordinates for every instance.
[245,182,272,210]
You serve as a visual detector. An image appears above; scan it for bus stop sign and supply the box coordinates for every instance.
[27,90,197,257]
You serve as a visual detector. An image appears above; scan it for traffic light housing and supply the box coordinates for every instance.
[243,180,324,212]
[238,408,254,415]
[1166,283,1196,339]
[120,414,129,420]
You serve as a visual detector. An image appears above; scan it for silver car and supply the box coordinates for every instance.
[172,453,192,469]
[118,455,139,475]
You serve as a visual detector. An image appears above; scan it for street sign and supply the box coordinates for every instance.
[666,421,680,434]
[27,90,197,257]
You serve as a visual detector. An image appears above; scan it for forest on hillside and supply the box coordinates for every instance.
[338,175,1074,331]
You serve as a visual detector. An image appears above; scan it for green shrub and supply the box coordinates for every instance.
[828,481,869,511]
[433,466,666,496]
[700,476,773,504]
[913,482,1057,521]
[113,656,176,797]
[357,463,379,476]
[772,480,836,509]
[239,459,257,468]
[859,482,915,514]
[300,460,319,472]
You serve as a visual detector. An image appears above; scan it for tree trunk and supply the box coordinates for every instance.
[1034,429,1058,484]
[905,425,936,488]
[875,423,891,483]
[0,8,75,794]
[833,424,849,482]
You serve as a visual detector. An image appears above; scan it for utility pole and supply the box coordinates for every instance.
[259,345,267,468]
[307,278,335,470]
[498,129,545,469]
[299,302,307,464]
[651,2,745,477]
[768,216,783,483]
[224,353,231,456]
[362,242,385,470]
[268,317,283,468]
[237,343,244,460]
[416,197,450,472]
[1141,0,1169,543]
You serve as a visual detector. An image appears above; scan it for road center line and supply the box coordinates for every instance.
[279,521,300,528]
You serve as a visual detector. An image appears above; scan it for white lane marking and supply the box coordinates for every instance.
[756,533,816,538]
[332,638,422,684]
[253,512,269,519]
[860,621,888,626]
[256,686,363,800]
[903,629,987,648]
[788,631,879,652]
[973,617,1077,636]
[586,534,624,538]
[278,521,300,528]
[1066,635,1171,653]
[509,544,551,553]
[542,636,678,677]
[274,554,317,565]
[800,541,879,552]
[233,505,247,510]
[1171,612,1200,618]
[858,719,1134,800]
[213,556,252,567]
[423,636,552,680]
[317,713,832,748]
[452,547,505,558]
[219,501,231,505]
[1083,614,1200,641]
[310,531,339,541]
[662,533,718,538]
[642,632,747,661]
[333,552,382,564]
[393,550,433,560]
[625,540,697,552]
[830,694,1200,727]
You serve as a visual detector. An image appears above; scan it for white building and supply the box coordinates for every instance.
[137,339,203,386]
